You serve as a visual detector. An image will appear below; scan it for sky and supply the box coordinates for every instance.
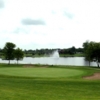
[0,0,100,50]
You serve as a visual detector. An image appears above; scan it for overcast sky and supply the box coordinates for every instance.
[0,0,100,50]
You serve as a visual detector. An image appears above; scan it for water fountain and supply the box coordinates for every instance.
[50,50,60,58]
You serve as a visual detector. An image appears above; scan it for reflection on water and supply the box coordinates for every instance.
[0,57,97,66]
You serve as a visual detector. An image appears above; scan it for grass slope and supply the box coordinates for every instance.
[0,64,100,100]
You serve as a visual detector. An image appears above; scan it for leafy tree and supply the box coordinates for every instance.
[83,41,100,67]
[76,48,83,53]
[14,48,24,64]
[3,42,16,64]
[69,46,76,55]
[83,40,90,52]
[84,41,94,66]
[91,42,100,67]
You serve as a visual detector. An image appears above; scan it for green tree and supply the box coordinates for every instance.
[83,40,89,51]
[91,42,100,67]
[82,41,95,66]
[83,41,100,67]
[14,48,24,64]
[69,46,76,55]
[85,41,95,66]
[3,42,16,64]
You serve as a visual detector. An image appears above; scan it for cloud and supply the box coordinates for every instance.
[13,27,29,34]
[0,0,4,8]
[21,18,46,25]
[0,0,100,50]
[63,11,74,19]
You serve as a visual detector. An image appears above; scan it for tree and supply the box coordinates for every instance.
[69,46,76,55]
[84,41,94,66]
[14,48,24,64]
[83,40,90,52]
[3,42,16,64]
[91,42,100,67]
[83,41,94,66]
[83,41,100,67]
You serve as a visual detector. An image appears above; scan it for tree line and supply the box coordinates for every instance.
[24,47,84,57]
[2,41,100,67]
[0,43,84,58]
[0,42,84,62]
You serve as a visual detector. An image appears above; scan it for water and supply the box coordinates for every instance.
[50,50,59,58]
[0,57,98,66]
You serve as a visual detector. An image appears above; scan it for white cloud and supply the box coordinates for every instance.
[0,0,100,49]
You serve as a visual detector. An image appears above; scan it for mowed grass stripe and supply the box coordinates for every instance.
[0,67,84,78]
[0,78,100,100]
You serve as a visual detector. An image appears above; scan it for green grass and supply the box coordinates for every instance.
[60,53,85,57]
[0,64,100,100]
[0,67,84,78]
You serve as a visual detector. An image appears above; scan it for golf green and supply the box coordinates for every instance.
[0,67,84,78]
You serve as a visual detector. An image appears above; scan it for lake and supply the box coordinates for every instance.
[0,57,97,66]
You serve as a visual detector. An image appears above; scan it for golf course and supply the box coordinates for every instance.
[0,64,100,100]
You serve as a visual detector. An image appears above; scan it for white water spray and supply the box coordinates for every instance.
[50,50,59,58]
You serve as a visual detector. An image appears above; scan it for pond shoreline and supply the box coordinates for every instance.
[0,57,98,67]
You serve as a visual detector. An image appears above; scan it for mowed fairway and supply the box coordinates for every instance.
[0,67,84,78]
[0,64,100,100]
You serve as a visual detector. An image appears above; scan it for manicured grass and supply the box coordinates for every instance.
[0,67,84,78]
[1,77,100,100]
[60,53,85,57]
[0,64,100,100]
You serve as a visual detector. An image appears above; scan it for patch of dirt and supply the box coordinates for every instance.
[84,73,100,80]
